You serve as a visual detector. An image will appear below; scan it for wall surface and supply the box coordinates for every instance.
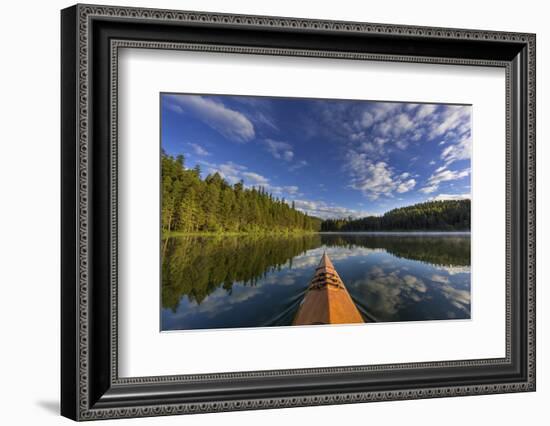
[0,0,546,424]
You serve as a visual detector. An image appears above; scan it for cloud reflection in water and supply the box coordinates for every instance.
[161,233,471,330]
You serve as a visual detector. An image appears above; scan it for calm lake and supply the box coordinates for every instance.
[161,233,471,331]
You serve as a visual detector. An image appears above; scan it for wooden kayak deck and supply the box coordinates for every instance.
[293,252,364,326]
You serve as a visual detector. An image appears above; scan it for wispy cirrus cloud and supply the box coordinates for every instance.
[428,105,471,139]
[231,96,282,132]
[187,142,211,156]
[420,167,470,194]
[199,160,299,197]
[292,199,377,219]
[262,139,294,161]
[166,95,255,142]
[262,139,310,173]
[254,111,279,131]
[289,160,308,172]
[200,161,247,185]
[441,134,471,165]
[241,171,269,186]
[429,193,471,201]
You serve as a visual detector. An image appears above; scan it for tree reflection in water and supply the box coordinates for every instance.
[161,233,471,330]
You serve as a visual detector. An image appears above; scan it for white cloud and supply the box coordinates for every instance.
[289,160,308,171]
[429,193,471,201]
[201,161,247,185]
[429,105,470,139]
[292,199,376,219]
[348,159,397,199]
[263,139,294,162]
[166,95,255,142]
[360,111,375,128]
[371,103,401,122]
[420,185,438,194]
[254,111,279,131]
[375,112,414,138]
[361,103,470,150]
[262,139,308,172]
[187,143,210,156]
[283,185,299,195]
[345,152,416,199]
[200,160,299,197]
[416,104,438,119]
[242,172,269,186]
[396,140,408,150]
[268,184,300,196]
[431,168,470,184]
[441,134,471,165]
[396,178,416,193]
[311,102,471,176]
[420,167,470,194]
[348,104,472,174]
[395,113,415,133]
[358,141,376,153]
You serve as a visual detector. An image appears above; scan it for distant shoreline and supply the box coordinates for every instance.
[164,230,318,238]
[318,231,471,235]
[165,230,471,238]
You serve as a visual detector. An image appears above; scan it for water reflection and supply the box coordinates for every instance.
[161,233,471,331]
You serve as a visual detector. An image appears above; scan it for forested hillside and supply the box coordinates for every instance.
[321,199,470,232]
[162,153,322,234]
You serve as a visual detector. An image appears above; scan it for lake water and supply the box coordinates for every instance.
[161,233,471,331]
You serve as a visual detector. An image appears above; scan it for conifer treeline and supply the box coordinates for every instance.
[321,200,471,232]
[162,153,322,234]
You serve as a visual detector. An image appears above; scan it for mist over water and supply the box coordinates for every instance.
[161,233,471,331]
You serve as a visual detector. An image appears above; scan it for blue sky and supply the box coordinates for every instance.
[161,93,471,218]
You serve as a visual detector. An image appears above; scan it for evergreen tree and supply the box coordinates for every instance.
[161,153,322,234]
[321,200,470,232]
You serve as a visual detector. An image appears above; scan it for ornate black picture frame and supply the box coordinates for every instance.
[61,4,536,421]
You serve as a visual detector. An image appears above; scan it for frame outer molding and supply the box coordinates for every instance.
[61,3,536,421]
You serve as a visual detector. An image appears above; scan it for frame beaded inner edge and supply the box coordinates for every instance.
[109,39,512,385]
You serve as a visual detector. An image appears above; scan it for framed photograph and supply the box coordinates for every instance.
[61,4,536,421]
